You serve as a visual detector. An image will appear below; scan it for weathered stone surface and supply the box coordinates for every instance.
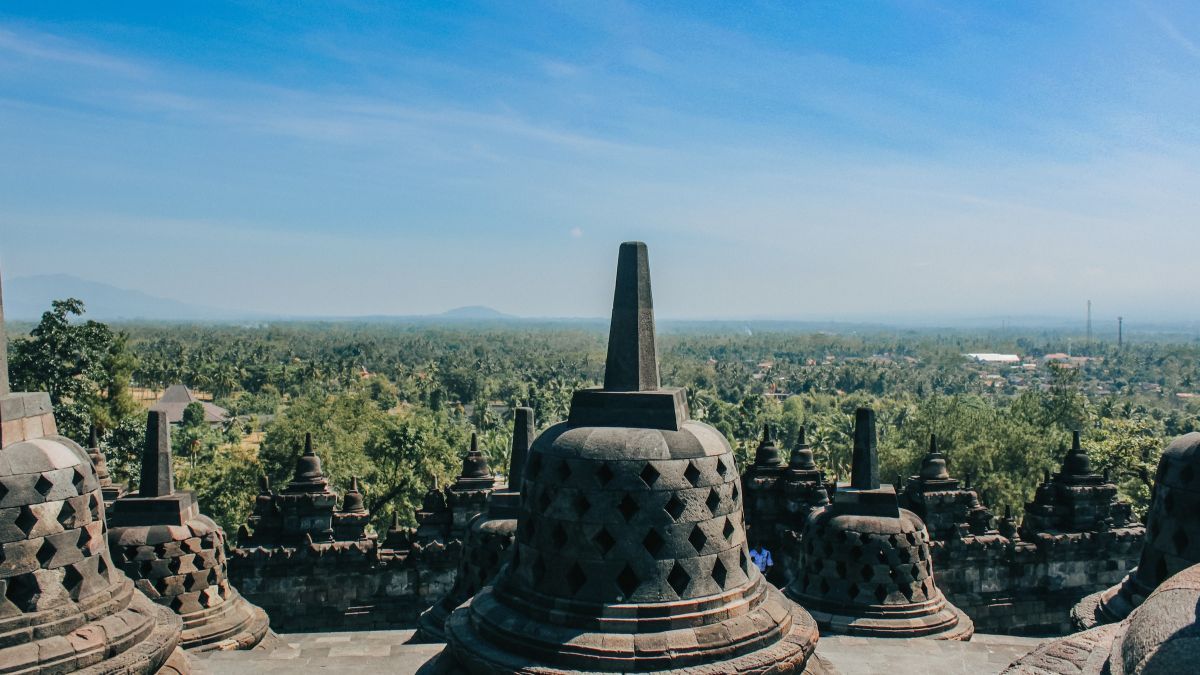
[1072,431,1200,631]
[786,408,972,640]
[440,242,823,673]
[108,412,270,653]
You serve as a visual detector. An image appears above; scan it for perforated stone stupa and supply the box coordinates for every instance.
[107,410,271,652]
[1073,431,1200,629]
[786,408,973,640]
[417,408,534,642]
[440,242,824,673]
[0,270,187,674]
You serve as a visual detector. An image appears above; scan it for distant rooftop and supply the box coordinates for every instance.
[150,384,229,424]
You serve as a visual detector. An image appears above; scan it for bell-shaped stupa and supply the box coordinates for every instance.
[785,408,973,640]
[1074,431,1200,628]
[417,407,535,642]
[441,242,824,673]
[0,269,187,672]
[107,410,271,652]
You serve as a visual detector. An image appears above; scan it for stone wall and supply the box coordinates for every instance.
[228,541,458,632]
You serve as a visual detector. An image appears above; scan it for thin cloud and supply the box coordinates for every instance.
[0,26,147,77]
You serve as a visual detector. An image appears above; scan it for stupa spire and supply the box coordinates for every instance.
[510,406,534,484]
[851,407,880,490]
[603,241,660,391]
[139,409,174,498]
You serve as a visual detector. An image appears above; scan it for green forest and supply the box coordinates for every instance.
[9,298,1200,536]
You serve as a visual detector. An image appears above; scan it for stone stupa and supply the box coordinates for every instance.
[1073,431,1200,629]
[785,408,973,640]
[417,408,535,642]
[440,242,825,673]
[0,268,187,673]
[107,410,271,652]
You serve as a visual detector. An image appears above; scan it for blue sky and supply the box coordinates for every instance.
[1,2,1199,320]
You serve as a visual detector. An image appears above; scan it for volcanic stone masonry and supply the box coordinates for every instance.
[106,410,271,652]
[228,431,496,631]
[417,409,534,642]
[0,269,188,674]
[785,408,973,640]
[86,427,127,510]
[751,424,1144,634]
[439,242,827,673]
[1073,430,1200,629]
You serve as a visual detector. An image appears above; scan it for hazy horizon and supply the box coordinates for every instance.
[2,3,1199,321]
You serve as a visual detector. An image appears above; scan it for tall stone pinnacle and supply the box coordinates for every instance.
[510,406,534,484]
[0,266,9,396]
[139,409,174,498]
[851,407,880,490]
[603,241,660,392]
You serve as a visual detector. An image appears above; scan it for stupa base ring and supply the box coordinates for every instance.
[179,590,273,652]
[789,592,973,641]
[444,584,825,674]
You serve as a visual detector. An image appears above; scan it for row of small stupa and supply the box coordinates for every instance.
[0,271,270,673]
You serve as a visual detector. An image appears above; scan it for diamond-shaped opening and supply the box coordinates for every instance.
[36,538,57,566]
[688,525,708,554]
[557,460,572,483]
[616,564,640,599]
[1174,528,1190,554]
[97,555,109,577]
[740,548,750,575]
[874,584,889,604]
[15,507,39,537]
[89,494,101,521]
[34,475,54,496]
[573,494,591,517]
[537,489,553,514]
[847,583,860,599]
[685,462,702,488]
[618,494,639,522]
[139,560,154,578]
[596,463,614,486]
[717,457,730,478]
[877,547,888,564]
[905,532,918,546]
[723,517,735,541]
[861,565,874,581]
[849,545,863,561]
[640,463,660,487]
[712,558,728,588]
[910,563,921,580]
[664,495,685,521]
[918,546,927,561]
[835,561,847,579]
[5,573,38,611]
[594,527,616,556]
[77,525,93,550]
[643,529,665,557]
[72,467,87,493]
[900,582,915,602]
[566,563,587,595]
[706,488,721,515]
[184,573,200,592]
[551,524,568,549]
[898,548,912,563]
[169,595,186,612]
[731,483,740,503]
[62,564,84,600]
[667,562,691,597]
[0,482,7,502]
[819,578,830,595]
[168,557,184,574]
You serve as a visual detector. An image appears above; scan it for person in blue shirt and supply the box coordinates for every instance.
[749,541,774,576]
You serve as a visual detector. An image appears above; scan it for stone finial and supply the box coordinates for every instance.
[754,423,785,468]
[1063,429,1094,477]
[89,425,99,448]
[342,476,367,514]
[459,432,493,480]
[139,410,174,498]
[258,473,270,494]
[510,406,534,485]
[0,266,8,396]
[285,432,330,493]
[851,407,879,490]
[602,241,660,392]
[919,434,951,481]
[789,426,817,471]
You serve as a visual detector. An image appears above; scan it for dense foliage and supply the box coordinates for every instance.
[7,301,1200,534]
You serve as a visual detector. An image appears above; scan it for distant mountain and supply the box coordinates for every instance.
[440,305,514,320]
[3,274,252,321]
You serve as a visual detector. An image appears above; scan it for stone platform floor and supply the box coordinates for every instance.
[192,629,1045,674]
